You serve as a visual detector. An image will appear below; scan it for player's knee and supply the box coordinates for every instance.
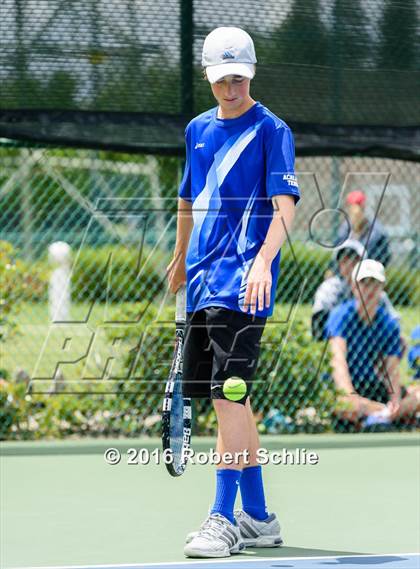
[212,376,249,406]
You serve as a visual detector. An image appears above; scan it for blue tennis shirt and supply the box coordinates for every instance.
[326,299,402,388]
[178,101,300,317]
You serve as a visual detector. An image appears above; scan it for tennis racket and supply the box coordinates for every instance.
[161,284,192,477]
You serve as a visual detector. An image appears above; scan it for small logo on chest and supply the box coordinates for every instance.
[194,142,205,149]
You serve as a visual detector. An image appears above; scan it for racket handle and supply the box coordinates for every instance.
[176,284,187,323]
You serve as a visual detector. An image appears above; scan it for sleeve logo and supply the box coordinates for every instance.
[282,174,298,188]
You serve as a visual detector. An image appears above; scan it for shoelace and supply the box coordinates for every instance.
[198,514,232,540]
[234,510,250,526]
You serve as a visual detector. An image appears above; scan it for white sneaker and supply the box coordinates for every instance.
[184,513,245,558]
[185,510,283,549]
[234,510,283,547]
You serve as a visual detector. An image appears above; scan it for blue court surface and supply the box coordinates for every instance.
[15,554,420,569]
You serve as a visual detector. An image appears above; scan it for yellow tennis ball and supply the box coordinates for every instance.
[223,377,247,401]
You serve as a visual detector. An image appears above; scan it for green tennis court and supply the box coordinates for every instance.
[1,433,419,569]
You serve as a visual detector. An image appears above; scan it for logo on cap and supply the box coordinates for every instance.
[222,50,235,60]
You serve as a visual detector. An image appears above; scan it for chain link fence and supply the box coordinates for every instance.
[1,142,419,439]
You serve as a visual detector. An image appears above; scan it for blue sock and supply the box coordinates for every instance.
[240,465,269,520]
[210,469,242,524]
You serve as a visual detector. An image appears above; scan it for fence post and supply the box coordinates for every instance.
[48,241,72,322]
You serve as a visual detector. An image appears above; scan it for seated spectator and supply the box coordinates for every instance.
[408,326,420,380]
[326,259,420,426]
[337,190,391,266]
[312,239,398,341]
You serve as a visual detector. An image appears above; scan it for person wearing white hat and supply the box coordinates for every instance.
[202,27,257,85]
[326,259,420,429]
[311,239,399,341]
[167,26,300,558]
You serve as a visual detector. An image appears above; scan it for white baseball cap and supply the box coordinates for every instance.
[352,259,386,283]
[202,27,257,84]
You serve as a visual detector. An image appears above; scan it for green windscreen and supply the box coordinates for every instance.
[0,0,418,158]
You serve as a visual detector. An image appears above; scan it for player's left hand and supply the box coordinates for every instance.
[242,253,272,315]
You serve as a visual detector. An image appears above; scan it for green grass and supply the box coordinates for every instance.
[3,302,418,387]
[3,302,130,391]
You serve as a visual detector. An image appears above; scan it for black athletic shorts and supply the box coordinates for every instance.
[182,306,267,405]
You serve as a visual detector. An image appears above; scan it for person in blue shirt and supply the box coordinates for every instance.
[326,259,420,427]
[312,239,400,341]
[408,326,420,380]
[166,27,299,558]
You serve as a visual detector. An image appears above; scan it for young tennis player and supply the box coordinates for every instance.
[166,26,300,558]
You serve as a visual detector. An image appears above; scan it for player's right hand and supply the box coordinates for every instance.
[166,252,187,294]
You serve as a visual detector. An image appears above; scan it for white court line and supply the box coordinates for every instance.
[12,552,420,569]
